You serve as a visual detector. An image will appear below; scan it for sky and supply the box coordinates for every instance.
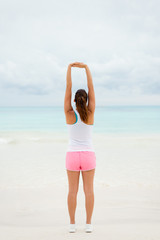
[0,0,160,106]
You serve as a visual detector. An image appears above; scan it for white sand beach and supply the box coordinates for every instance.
[0,132,160,239]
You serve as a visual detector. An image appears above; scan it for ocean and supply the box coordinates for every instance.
[0,106,160,133]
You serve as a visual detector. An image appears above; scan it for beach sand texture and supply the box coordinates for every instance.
[0,132,160,239]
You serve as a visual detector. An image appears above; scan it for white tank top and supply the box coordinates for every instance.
[66,108,95,152]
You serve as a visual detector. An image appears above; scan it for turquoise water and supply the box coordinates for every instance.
[0,106,160,133]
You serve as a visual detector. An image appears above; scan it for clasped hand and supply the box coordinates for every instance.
[69,62,87,68]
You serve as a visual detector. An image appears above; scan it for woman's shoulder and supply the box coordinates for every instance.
[65,109,77,124]
[65,108,95,125]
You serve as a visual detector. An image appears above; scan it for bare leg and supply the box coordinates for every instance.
[66,170,80,224]
[81,169,95,224]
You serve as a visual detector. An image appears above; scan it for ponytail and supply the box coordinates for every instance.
[75,89,88,123]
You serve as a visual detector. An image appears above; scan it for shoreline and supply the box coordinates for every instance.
[0,131,160,189]
[0,130,160,138]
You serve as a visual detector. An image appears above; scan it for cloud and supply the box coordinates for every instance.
[0,0,160,106]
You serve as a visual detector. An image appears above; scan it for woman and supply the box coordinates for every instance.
[64,62,96,233]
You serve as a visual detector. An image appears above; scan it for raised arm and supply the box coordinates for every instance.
[64,62,96,113]
[64,64,73,113]
[85,65,95,113]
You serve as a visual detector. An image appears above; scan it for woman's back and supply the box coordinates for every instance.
[67,108,95,152]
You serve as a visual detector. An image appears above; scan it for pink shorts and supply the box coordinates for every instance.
[66,151,96,171]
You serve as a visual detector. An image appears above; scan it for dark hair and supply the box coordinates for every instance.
[75,89,88,123]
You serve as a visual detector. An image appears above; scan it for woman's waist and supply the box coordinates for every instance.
[67,144,95,152]
[68,138,93,146]
[67,138,94,150]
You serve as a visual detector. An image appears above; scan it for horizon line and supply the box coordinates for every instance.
[0,105,160,108]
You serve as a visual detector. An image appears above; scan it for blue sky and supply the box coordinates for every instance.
[0,0,160,106]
